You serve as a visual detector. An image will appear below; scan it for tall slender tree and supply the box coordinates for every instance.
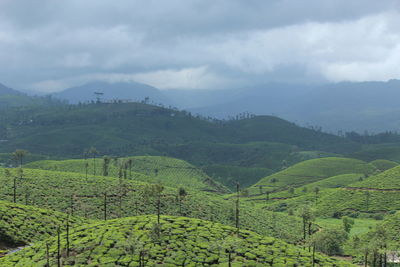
[12,149,28,167]
[88,147,98,175]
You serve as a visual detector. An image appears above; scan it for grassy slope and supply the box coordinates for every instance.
[0,201,86,246]
[25,156,228,193]
[0,168,303,243]
[0,215,354,267]
[250,157,376,194]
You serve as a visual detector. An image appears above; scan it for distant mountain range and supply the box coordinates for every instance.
[52,81,171,105]
[3,79,400,132]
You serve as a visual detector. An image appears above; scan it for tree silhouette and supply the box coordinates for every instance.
[12,149,28,167]
[88,147,99,175]
[102,156,111,176]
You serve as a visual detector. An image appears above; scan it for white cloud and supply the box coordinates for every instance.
[2,1,400,90]
[131,66,230,89]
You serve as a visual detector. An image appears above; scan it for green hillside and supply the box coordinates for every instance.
[350,143,400,163]
[250,157,376,194]
[245,173,364,211]
[369,159,398,171]
[203,164,273,189]
[0,215,353,267]
[0,168,303,243]
[25,156,228,193]
[0,201,86,247]
[315,166,400,216]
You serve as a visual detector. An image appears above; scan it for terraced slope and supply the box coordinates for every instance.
[315,166,400,216]
[0,201,86,247]
[25,156,228,193]
[0,168,303,242]
[0,215,354,267]
[250,157,376,194]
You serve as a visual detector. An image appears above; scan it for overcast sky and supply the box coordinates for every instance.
[1,0,400,92]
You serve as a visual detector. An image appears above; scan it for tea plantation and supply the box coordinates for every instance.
[0,215,354,266]
[249,157,376,194]
[25,156,228,193]
[0,168,304,243]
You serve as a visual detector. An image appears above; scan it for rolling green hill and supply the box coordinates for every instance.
[0,201,86,248]
[250,157,376,194]
[0,215,354,266]
[369,159,398,171]
[25,156,228,193]
[0,168,303,243]
[0,102,359,158]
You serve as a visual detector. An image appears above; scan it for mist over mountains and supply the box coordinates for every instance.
[3,79,400,133]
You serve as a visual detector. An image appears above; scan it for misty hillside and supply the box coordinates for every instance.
[183,80,400,132]
[0,83,21,96]
[0,83,62,108]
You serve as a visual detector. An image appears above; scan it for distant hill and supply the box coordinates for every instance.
[53,81,171,104]
[0,102,358,158]
[0,82,62,109]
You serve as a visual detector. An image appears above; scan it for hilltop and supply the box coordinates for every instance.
[0,215,353,266]
[53,81,170,104]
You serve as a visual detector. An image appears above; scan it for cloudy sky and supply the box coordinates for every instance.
[1,0,400,92]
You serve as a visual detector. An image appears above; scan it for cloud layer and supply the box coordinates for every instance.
[0,0,400,92]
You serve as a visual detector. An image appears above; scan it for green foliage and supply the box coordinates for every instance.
[0,215,354,266]
[342,217,355,233]
[311,228,348,256]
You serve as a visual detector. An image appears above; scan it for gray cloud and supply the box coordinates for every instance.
[0,0,399,92]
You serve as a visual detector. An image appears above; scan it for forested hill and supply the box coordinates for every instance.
[0,101,358,158]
